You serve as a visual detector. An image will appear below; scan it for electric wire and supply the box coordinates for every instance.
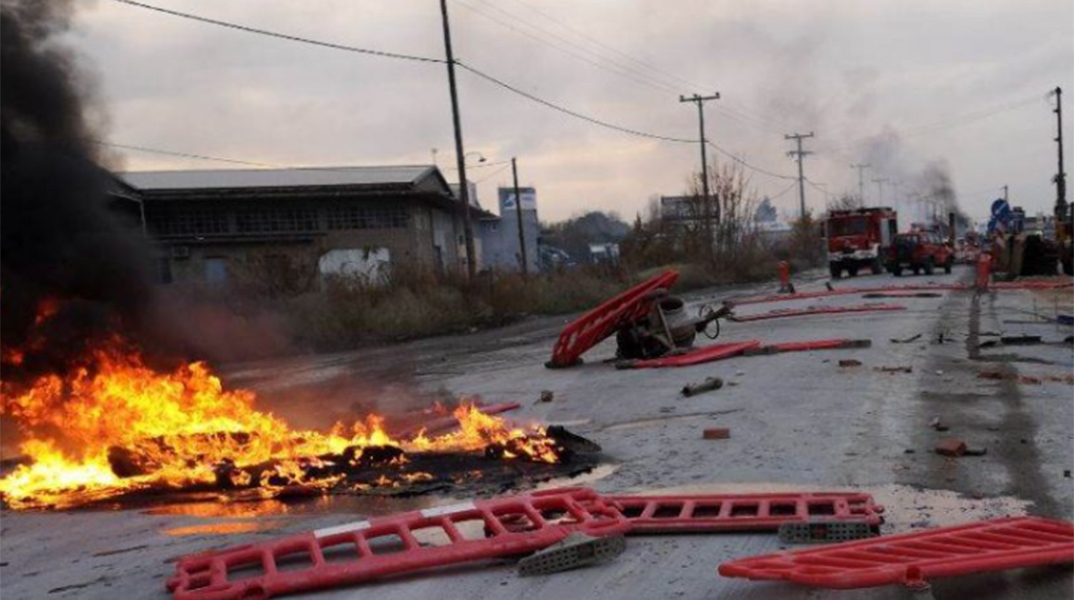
[112,0,444,64]
[451,0,676,94]
[90,139,281,168]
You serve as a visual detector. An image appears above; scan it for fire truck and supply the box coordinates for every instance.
[824,207,898,279]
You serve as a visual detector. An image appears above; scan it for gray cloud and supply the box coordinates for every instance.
[69,0,1072,222]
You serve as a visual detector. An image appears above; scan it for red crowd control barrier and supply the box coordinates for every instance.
[718,516,1074,590]
[547,270,679,368]
[731,304,906,322]
[603,492,884,534]
[619,340,760,369]
[167,488,629,600]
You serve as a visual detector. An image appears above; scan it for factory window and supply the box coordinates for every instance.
[148,206,230,236]
[326,206,409,230]
[235,207,319,233]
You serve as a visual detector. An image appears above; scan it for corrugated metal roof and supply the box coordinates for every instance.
[120,165,438,191]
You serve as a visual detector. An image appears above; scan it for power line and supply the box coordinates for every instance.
[503,0,704,91]
[451,0,676,94]
[91,139,281,167]
[768,180,799,200]
[704,141,797,181]
[111,0,444,64]
[457,61,696,143]
[468,158,514,169]
[474,163,512,183]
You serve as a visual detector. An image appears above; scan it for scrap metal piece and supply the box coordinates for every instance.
[719,516,1074,590]
[681,377,723,397]
[778,520,877,544]
[517,532,626,576]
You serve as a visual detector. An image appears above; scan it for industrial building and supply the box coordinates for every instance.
[122,165,484,288]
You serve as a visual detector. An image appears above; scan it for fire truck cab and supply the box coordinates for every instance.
[824,207,898,279]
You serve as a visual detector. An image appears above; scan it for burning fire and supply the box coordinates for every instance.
[0,340,558,510]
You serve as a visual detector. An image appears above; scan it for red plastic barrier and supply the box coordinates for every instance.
[548,270,679,368]
[621,340,761,369]
[731,304,906,322]
[167,488,629,600]
[718,516,1074,590]
[603,492,884,533]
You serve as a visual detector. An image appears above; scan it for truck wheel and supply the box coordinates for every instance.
[924,258,935,276]
[912,266,920,276]
[1063,255,1073,276]
[893,267,903,277]
[871,259,883,275]
[847,265,859,277]
[829,264,842,279]
[943,258,953,275]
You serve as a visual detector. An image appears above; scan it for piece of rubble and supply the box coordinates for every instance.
[838,359,862,368]
[875,366,912,374]
[703,427,731,440]
[1001,335,1043,345]
[890,333,923,344]
[538,390,555,403]
[517,532,626,576]
[963,447,987,457]
[935,439,967,457]
[681,377,724,397]
[929,417,949,432]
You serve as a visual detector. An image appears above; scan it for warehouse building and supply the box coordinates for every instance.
[122,165,476,289]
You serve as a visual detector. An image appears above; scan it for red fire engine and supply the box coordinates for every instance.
[824,207,898,279]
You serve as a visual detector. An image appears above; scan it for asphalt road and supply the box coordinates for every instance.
[3,266,1073,600]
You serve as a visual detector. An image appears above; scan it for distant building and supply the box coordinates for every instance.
[588,242,620,264]
[123,165,469,287]
[481,186,540,272]
[660,195,717,229]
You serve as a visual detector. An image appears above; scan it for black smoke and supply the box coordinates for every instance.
[1,0,155,382]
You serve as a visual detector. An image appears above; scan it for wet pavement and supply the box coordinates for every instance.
[2,266,1072,600]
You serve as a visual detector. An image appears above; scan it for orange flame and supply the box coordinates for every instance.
[0,340,558,510]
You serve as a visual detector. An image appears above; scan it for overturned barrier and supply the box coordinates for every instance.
[719,516,1074,590]
[547,270,679,368]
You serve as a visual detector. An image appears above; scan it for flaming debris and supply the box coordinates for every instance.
[0,339,565,510]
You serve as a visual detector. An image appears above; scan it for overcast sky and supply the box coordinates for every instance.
[67,0,1072,224]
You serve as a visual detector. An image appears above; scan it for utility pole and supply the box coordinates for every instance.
[850,163,871,208]
[872,177,889,206]
[1051,86,1067,220]
[510,157,528,277]
[439,0,476,278]
[1002,184,1009,202]
[680,93,721,252]
[890,180,902,215]
[785,132,814,218]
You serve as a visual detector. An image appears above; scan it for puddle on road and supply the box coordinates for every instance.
[144,494,451,519]
[163,520,287,537]
[600,410,742,433]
